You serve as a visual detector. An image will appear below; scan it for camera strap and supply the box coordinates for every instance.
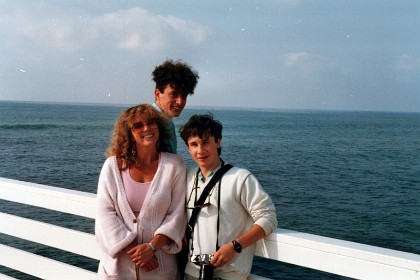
[186,161,233,242]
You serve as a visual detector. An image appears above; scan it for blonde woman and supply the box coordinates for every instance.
[95,104,186,279]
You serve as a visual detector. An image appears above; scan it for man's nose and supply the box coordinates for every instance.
[174,96,186,105]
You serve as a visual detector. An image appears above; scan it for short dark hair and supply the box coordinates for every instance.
[152,59,199,96]
[179,114,223,155]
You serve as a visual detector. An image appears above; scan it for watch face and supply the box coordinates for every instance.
[233,240,242,253]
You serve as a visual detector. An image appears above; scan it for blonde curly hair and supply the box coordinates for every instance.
[106,104,172,170]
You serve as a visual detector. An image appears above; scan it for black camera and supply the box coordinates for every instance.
[190,254,214,280]
[190,254,213,265]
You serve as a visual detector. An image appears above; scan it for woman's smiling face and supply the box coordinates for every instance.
[130,114,159,150]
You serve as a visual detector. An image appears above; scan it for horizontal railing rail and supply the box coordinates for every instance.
[0,177,419,280]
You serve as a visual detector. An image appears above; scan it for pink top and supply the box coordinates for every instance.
[96,153,186,279]
[121,168,150,216]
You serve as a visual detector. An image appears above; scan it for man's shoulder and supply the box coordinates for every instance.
[151,102,162,112]
[185,165,252,179]
[225,165,251,178]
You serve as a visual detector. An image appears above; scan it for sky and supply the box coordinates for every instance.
[0,0,419,112]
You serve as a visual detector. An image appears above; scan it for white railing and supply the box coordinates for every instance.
[0,177,419,280]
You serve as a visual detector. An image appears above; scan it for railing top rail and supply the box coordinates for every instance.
[1,177,420,280]
[0,177,96,219]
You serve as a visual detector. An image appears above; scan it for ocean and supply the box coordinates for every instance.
[0,101,419,279]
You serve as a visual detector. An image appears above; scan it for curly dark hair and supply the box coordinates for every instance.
[152,59,199,96]
[106,104,172,170]
[179,113,223,155]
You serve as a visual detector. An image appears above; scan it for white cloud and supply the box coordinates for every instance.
[282,51,325,74]
[1,9,89,52]
[395,55,420,72]
[162,15,209,44]
[109,9,211,52]
[283,51,311,67]
[1,6,211,53]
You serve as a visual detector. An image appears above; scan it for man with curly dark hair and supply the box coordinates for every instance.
[152,59,199,154]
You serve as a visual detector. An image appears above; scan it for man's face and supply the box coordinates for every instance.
[187,134,221,173]
[154,84,187,118]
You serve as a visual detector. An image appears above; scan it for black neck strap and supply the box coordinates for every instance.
[186,161,233,248]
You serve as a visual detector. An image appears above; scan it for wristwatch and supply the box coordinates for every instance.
[232,240,242,253]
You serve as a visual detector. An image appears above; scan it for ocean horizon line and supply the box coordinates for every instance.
[1,99,419,115]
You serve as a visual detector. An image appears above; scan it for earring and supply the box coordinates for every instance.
[131,145,137,156]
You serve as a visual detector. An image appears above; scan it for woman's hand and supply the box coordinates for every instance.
[140,256,159,272]
[127,243,155,268]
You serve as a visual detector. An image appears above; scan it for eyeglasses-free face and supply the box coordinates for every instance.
[131,118,158,134]
[154,84,187,118]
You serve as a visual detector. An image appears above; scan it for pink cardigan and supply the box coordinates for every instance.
[95,153,186,279]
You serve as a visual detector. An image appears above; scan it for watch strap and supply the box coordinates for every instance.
[232,240,242,253]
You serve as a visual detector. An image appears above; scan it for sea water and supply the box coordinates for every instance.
[0,101,419,279]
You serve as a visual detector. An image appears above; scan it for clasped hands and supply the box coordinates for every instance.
[127,243,158,272]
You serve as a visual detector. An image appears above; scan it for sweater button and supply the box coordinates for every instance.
[133,218,137,223]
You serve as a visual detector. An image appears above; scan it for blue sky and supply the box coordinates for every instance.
[1,0,419,112]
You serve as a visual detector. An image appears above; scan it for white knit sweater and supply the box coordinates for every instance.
[95,153,186,279]
[185,166,278,280]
